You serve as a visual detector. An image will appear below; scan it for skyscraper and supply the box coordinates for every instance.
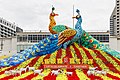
[0,17,22,55]
[110,0,120,36]
[0,17,16,38]
[109,0,120,51]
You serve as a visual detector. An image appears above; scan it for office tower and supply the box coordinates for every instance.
[110,0,120,36]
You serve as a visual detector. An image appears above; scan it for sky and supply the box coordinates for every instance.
[0,0,115,32]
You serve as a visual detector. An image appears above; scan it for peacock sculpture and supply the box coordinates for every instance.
[0,8,120,67]
[58,9,83,48]
[81,30,120,59]
[72,10,120,59]
[48,6,70,34]
[48,7,58,34]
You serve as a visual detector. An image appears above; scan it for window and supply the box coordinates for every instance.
[9,24,11,27]
[28,35,32,39]
[105,36,109,42]
[12,25,14,28]
[2,21,4,24]
[96,36,99,41]
[38,35,42,40]
[100,36,102,40]
[7,23,8,26]
[103,36,106,41]
[117,38,120,40]
[117,3,119,6]
[19,36,23,42]
[23,35,27,42]
[1,35,3,37]
[0,20,2,23]
[113,15,116,19]
[110,24,113,26]
[4,22,6,25]
[28,35,32,42]
[92,34,109,42]
[33,35,37,42]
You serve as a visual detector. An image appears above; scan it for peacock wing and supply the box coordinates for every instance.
[52,25,70,33]
[58,29,76,46]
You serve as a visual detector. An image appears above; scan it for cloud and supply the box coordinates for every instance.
[0,0,115,31]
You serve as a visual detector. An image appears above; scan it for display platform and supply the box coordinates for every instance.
[0,7,120,80]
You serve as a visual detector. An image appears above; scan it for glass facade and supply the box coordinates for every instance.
[17,33,50,52]
[91,34,109,42]
[17,34,50,43]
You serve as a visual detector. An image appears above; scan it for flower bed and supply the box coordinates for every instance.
[0,43,120,80]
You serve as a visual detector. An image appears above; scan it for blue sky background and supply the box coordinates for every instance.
[0,0,115,31]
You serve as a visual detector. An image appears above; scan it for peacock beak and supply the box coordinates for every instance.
[72,16,76,18]
[55,14,59,16]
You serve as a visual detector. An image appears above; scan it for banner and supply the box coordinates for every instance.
[43,64,89,69]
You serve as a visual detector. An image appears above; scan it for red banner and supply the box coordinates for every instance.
[43,64,89,69]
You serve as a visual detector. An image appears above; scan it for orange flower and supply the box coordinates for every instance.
[93,44,97,49]
[89,39,93,43]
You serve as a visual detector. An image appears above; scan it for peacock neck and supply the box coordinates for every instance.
[49,15,56,26]
[75,16,82,31]
[49,15,57,34]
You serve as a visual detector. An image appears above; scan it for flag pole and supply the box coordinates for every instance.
[73,5,74,29]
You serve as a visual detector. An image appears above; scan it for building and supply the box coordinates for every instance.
[0,17,19,56]
[17,31,50,53]
[16,27,23,33]
[0,17,17,38]
[109,0,120,51]
[16,31,109,53]
[110,8,116,36]
[109,36,120,51]
[110,0,120,36]
[89,31,109,47]
[0,37,17,56]
[0,28,110,55]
